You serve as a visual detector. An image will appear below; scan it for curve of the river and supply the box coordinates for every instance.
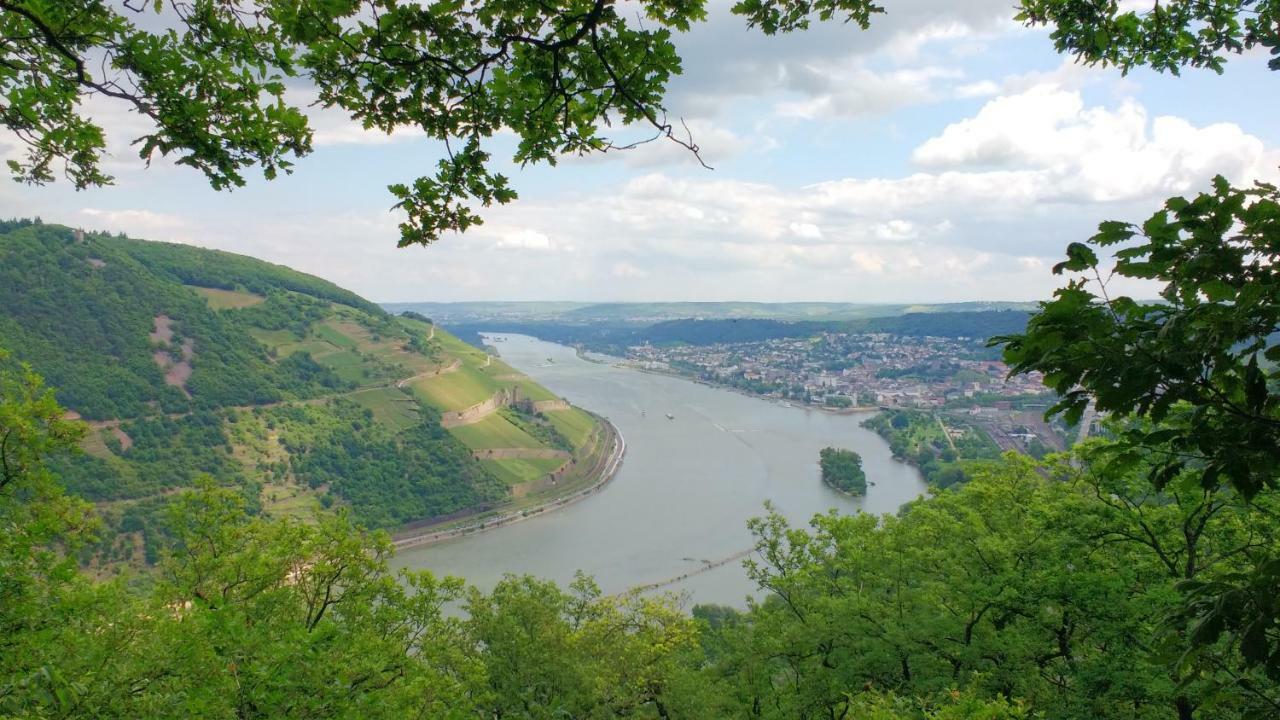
[391,333,927,607]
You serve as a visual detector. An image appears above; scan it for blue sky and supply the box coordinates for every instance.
[3,0,1277,303]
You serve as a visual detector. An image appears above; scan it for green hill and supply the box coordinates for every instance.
[0,220,604,569]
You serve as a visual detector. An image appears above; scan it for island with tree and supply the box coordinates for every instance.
[818,447,867,496]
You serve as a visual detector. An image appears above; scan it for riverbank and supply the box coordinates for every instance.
[573,345,613,365]
[391,332,927,605]
[391,416,626,551]
[618,362,880,416]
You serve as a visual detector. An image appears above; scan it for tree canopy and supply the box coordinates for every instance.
[4,0,1274,246]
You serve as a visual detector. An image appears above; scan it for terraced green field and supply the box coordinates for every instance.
[347,387,420,432]
[515,379,559,402]
[480,457,566,486]
[314,321,358,349]
[315,350,373,384]
[544,407,596,448]
[449,413,543,449]
[409,364,501,409]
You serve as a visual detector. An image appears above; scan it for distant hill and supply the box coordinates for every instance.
[440,311,1031,355]
[0,220,604,569]
[384,300,1039,325]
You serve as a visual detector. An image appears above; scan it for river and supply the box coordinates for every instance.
[391,333,927,607]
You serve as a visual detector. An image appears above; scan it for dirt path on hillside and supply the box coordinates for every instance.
[395,358,459,388]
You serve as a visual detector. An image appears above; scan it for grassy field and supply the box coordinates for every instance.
[480,457,566,486]
[261,481,323,520]
[347,387,420,432]
[314,321,359,349]
[189,286,265,309]
[248,328,299,347]
[80,427,114,459]
[515,379,559,402]
[409,364,501,410]
[544,407,596,448]
[277,338,344,359]
[449,413,543,449]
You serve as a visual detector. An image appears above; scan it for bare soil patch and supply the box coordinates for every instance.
[149,315,174,344]
[150,316,194,395]
[111,426,133,452]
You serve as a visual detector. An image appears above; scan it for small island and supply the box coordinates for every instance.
[819,447,868,496]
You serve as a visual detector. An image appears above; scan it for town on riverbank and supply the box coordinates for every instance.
[614,330,1073,475]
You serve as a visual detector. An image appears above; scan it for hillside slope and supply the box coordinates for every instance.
[0,220,603,569]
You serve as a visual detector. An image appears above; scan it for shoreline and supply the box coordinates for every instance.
[391,416,626,551]
[617,362,880,416]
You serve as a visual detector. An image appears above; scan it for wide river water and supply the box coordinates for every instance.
[391,333,927,607]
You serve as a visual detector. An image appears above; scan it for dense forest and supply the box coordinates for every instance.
[818,447,867,495]
[0,222,357,419]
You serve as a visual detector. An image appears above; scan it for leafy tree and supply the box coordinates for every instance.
[0,0,723,245]
[705,452,1280,718]
[997,177,1280,687]
[1000,178,1280,500]
[818,446,867,495]
[1016,0,1280,74]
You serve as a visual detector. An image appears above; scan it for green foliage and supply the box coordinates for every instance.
[699,453,1280,718]
[999,178,1280,499]
[504,405,574,453]
[818,447,867,495]
[8,351,1280,717]
[732,0,884,35]
[1017,0,1280,73]
[998,175,1280,688]
[864,409,1001,488]
[53,412,246,502]
[0,223,348,419]
[0,0,713,245]
[6,0,1274,245]
[121,237,380,314]
[274,399,508,528]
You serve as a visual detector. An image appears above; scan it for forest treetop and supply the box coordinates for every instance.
[2,0,1274,246]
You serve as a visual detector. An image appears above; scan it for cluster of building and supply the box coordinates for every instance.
[622,332,1052,410]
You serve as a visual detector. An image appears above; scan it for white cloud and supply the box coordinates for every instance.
[79,208,190,241]
[666,0,1018,119]
[913,84,1280,201]
[954,80,1000,98]
[611,262,650,278]
[789,222,823,239]
[492,228,555,251]
[775,65,962,119]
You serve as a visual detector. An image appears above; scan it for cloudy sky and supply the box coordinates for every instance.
[4,0,1278,304]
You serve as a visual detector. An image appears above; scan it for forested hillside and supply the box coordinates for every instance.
[0,220,602,568]
[443,311,1030,354]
